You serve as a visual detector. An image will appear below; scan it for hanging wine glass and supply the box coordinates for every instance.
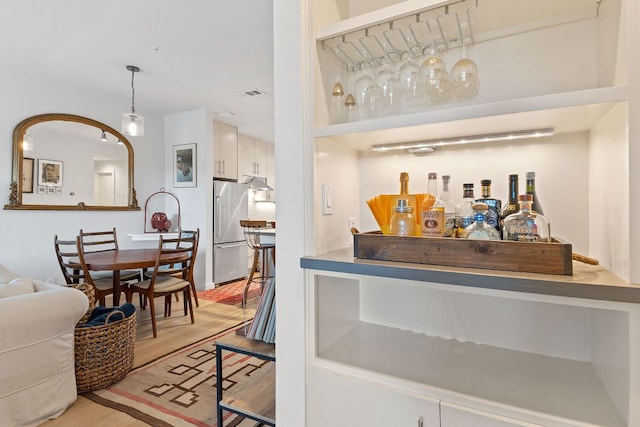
[421,49,451,103]
[398,52,424,109]
[376,59,401,114]
[451,42,479,100]
[354,69,375,118]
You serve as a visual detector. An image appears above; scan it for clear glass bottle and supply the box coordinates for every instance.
[456,183,475,237]
[460,203,501,240]
[500,174,519,229]
[502,194,551,242]
[441,175,457,237]
[526,171,544,215]
[390,199,415,237]
[421,173,445,237]
[476,179,502,234]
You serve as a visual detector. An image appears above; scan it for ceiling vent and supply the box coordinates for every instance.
[236,88,267,98]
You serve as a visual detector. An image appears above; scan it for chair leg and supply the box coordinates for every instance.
[164,295,172,317]
[190,280,199,307]
[149,294,158,338]
[186,288,194,324]
[243,249,260,309]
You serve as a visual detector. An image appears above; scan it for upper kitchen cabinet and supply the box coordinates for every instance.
[238,134,268,178]
[213,121,238,180]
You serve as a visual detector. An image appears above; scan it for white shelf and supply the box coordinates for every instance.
[317,321,626,427]
[312,86,627,151]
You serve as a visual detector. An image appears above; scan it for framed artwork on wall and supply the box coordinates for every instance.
[173,143,197,188]
[22,157,34,193]
[37,159,63,187]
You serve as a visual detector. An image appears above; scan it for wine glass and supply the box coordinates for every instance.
[376,61,401,114]
[354,70,375,118]
[398,53,424,109]
[421,51,451,103]
[451,44,479,99]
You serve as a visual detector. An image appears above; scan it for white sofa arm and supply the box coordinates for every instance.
[0,284,89,352]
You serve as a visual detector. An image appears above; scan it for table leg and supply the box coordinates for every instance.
[113,270,121,306]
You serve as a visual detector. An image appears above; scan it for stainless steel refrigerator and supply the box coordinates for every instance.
[213,180,249,285]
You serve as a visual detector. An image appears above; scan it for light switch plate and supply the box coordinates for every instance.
[322,184,333,215]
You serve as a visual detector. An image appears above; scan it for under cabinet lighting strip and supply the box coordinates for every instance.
[368,127,555,153]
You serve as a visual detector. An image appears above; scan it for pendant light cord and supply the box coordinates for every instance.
[130,68,136,114]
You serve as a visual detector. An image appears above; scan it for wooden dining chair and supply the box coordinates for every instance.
[53,235,116,306]
[79,227,142,284]
[124,236,195,338]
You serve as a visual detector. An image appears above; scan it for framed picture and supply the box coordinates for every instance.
[55,187,63,195]
[173,143,197,188]
[47,186,55,195]
[22,157,34,193]
[37,159,63,187]
[37,186,45,194]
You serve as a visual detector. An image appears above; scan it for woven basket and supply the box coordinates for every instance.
[74,308,137,393]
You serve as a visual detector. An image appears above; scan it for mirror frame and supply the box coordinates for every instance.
[4,113,139,211]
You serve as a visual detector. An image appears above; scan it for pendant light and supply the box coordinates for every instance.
[100,130,108,142]
[121,65,144,136]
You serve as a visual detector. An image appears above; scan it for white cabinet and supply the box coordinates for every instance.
[238,134,270,179]
[213,121,238,180]
[308,365,440,427]
[440,402,543,427]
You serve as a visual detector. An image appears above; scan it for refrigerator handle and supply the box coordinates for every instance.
[215,195,222,237]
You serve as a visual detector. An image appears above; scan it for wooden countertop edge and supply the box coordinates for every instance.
[300,247,640,304]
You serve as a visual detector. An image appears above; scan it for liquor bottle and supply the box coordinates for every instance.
[421,173,445,237]
[500,174,519,228]
[390,199,415,236]
[502,194,551,242]
[389,172,419,235]
[476,179,502,233]
[460,203,501,240]
[456,183,475,237]
[441,175,457,237]
[526,171,544,215]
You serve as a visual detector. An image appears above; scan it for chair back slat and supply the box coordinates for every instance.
[54,235,85,284]
[79,227,120,254]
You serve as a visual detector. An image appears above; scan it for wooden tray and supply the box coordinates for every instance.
[353,231,573,276]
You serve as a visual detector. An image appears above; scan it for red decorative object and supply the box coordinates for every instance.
[151,212,172,232]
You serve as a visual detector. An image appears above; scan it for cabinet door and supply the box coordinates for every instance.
[218,122,238,180]
[441,402,544,427]
[254,139,268,177]
[307,367,439,427]
[238,134,256,178]
[265,142,275,190]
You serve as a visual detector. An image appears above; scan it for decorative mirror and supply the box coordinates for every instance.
[4,113,139,210]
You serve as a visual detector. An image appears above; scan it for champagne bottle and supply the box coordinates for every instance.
[390,172,418,235]
[526,171,544,215]
[500,174,519,228]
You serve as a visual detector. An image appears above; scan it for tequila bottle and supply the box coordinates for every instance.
[441,175,457,237]
[460,203,501,240]
[476,179,502,233]
[502,194,551,242]
[456,183,475,237]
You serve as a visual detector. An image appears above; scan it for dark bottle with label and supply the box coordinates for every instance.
[526,171,544,215]
[500,174,519,228]
[476,179,502,233]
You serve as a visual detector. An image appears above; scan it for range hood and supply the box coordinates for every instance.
[242,175,273,191]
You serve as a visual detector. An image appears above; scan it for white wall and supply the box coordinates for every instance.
[163,109,214,288]
[0,71,164,282]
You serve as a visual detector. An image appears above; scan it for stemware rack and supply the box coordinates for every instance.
[321,0,477,72]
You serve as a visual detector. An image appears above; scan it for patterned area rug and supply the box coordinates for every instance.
[85,324,269,427]
[197,279,262,306]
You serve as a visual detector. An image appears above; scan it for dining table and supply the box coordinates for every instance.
[80,248,188,306]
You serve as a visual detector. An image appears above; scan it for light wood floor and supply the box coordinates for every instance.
[42,294,257,427]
